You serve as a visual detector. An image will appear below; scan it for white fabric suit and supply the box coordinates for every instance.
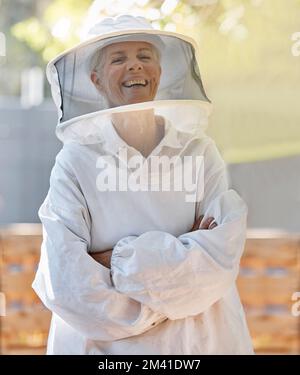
[32,15,254,355]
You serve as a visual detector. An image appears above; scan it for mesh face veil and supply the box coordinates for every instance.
[46,15,212,144]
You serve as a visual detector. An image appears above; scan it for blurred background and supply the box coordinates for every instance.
[0,0,299,354]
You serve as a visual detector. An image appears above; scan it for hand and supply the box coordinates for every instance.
[90,248,113,269]
[191,215,218,231]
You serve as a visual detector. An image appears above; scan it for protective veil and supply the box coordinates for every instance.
[32,15,254,354]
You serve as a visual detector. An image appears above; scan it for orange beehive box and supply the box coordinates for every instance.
[0,224,51,355]
[237,230,300,354]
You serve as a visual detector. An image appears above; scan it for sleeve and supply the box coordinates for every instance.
[110,139,248,320]
[32,149,167,342]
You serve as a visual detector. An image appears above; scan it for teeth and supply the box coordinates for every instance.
[123,79,147,87]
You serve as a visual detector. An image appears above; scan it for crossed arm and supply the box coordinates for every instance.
[90,216,218,268]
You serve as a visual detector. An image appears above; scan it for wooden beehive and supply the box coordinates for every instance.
[237,229,300,354]
[0,225,299,354]
[0,224,51,355]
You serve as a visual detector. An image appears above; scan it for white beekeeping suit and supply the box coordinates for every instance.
[32,14,254,355]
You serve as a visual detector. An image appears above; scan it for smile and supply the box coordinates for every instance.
[122,79,148,87]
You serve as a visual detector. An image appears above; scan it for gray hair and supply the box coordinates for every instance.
[90,43,161,76]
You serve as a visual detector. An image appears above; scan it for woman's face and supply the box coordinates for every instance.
[91,41,161,107]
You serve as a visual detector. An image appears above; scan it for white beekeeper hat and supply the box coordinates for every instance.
[46,14,211,125]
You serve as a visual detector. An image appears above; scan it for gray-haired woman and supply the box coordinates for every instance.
[32,15,254,355]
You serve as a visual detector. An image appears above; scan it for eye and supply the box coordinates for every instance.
[111,57,125,64]
[139,55,151,60]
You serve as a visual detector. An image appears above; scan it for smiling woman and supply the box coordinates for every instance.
[32,14,254,355]
[90,41,162,108]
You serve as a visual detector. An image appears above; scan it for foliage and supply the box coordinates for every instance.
[1,0,300,162]
[11,0,91,61]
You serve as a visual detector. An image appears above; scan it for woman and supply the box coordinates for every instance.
[32,15,254,354]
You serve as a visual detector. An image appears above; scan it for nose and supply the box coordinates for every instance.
[127,58,143,71]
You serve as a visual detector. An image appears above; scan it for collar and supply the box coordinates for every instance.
[101,116,183,158]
